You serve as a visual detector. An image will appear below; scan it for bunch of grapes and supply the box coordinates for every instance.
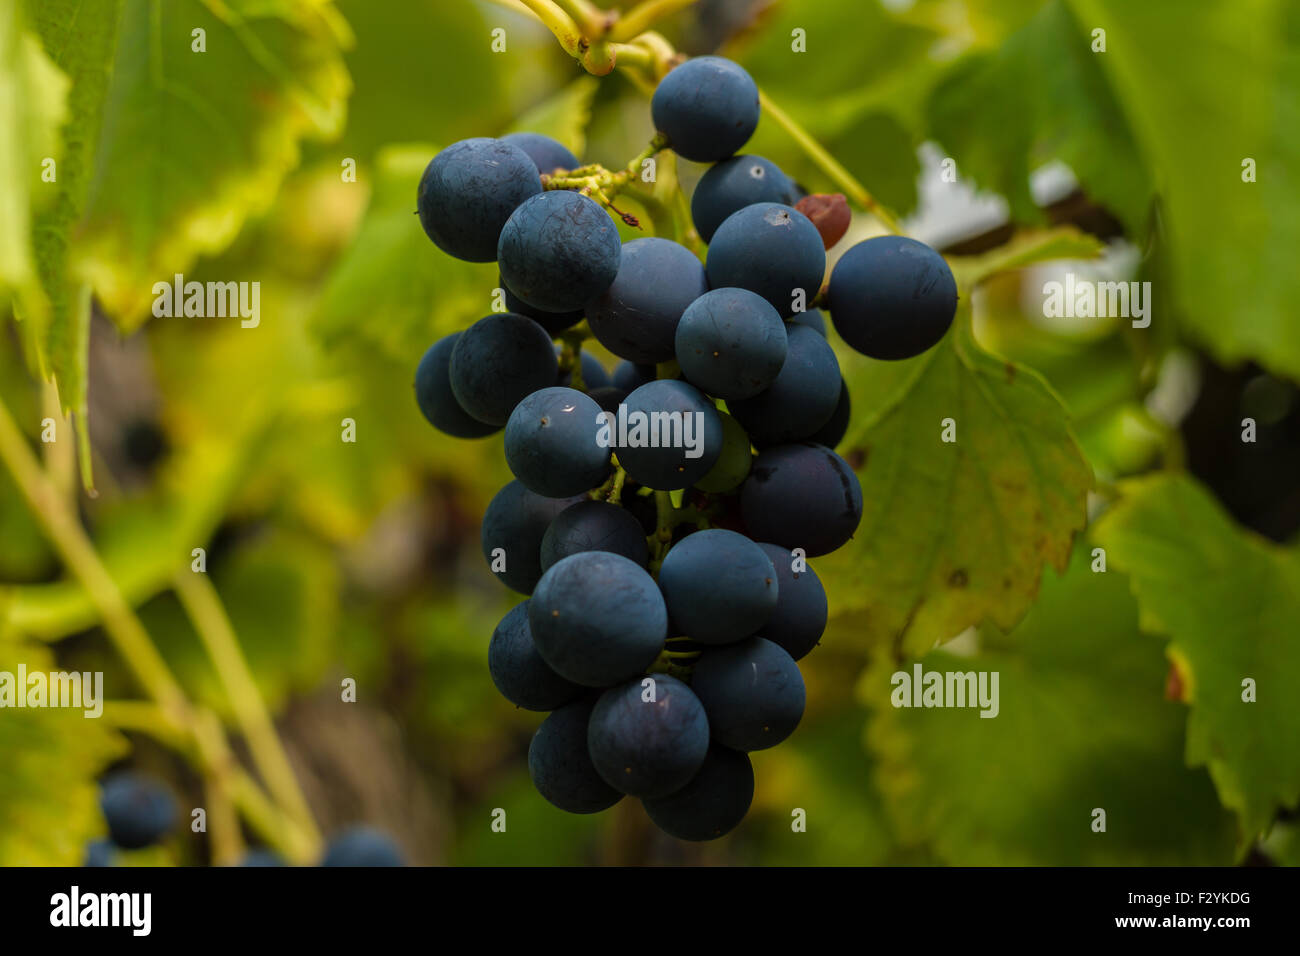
[414,56,956,841]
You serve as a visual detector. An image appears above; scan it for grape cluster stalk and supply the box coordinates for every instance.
[414,48,956,841]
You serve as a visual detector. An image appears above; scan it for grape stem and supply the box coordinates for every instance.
[542,133,669,225]
[607,465,628,504]
[757,91,902,233]
[609,0,700,43]
[497,0,902,231]
[552,0,612,37]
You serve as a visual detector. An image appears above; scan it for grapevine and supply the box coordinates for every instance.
[415,1,956,841]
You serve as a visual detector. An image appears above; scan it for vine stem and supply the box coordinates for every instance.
[757,91,902,233]
[552,0,609,36]
[513,0,584,55]
[173,570,320,844]
[609,0,699,42]
[0,395,190,726]
[0,393,318,865]
[607,465,628,504]
[194,710,246,865]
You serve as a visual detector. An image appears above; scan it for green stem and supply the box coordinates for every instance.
[553,0,608,36]
[0,395,191,727]
[607,465,628,505]
[0,393,318,866]
[194,709,246,866]
[514,0,585,55]
[173,570,320,846]
[757,90,902,234]
[609,0,699,42]
[609,42,654,69]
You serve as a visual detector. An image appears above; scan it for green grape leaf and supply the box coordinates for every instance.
[76,0,350,329]
[24,0,125,488]
[1067,0,1300,380]
[507,75,600,160]
[861,549,1237,865]
[925,0,1150,234]
[0,2,68,341]
[1093,473,1300,839]
[309,143,496,360]
[821,306,1093,655]
[0,641,127,865]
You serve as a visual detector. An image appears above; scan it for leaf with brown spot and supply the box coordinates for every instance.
[819,302,1092,654]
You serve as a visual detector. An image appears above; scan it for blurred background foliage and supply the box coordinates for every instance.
[1,0,1298,866]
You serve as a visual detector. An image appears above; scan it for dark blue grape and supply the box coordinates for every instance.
[691,155,799,242]
[449,313,557,426]
[529,551,667,686]
[501,132,579,175]
[481,480,586,594]
[588,675,710,798]
[540,499,649,571]
[489,601,584,711]
[238,850,287,867]
[827,236,958,359]
[657,529,777,644]
[642,745,753,841]
[805,378,850,450]
[505,387,610,497]
[706,203,826,318]
[498,191,621,313]
[612,361,657,392]
[691,637,805,751]
[728,324,840,445]
[414,334,502,439]
[587,238,708,364]
[556,349,611,390]
[502,275,584,336]
[651,56,759,163]
[588,385,628,414]
[615,380,723,490]
[740,443,862,557]
[674,287,787,400]
[755,543,827,661]
[83,840,113,867]
[788,308,827,337]
[528,696,623,814]
[320,827,405,867]
[99,772,177,850]
[418,138,541,262]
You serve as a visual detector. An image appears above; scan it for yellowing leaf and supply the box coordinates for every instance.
[0,2,69,341]
[25,0,126,490]
[821,307,1093,654]
[77,0,351,328]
